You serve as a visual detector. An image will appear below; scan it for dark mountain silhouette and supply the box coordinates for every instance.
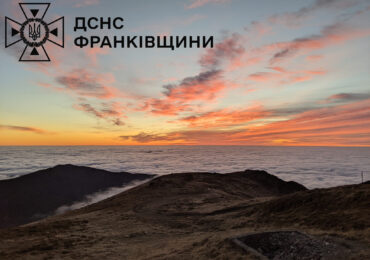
[0,164,153,229]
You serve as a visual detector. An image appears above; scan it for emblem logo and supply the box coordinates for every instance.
[5,3,64,62]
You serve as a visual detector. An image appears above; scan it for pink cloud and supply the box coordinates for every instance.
[74,0,100,8]
[74,101,126,126]
[268,0,358,27]
[46,69,123,99]
[85,48,110,67]
[248,68,326,85]
[269,23,370,64]
[245,21,272,37]
[199,33,244,69]
[306,55,323,61]
[185,0,231,9]
[139,99,192,116]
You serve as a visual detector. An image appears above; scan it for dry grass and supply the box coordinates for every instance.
[0,171,368,259]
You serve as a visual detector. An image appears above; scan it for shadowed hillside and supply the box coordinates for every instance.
[0,169,368,259]
[0,164,153,229]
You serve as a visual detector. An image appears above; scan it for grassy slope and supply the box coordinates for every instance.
[0,170,368,259]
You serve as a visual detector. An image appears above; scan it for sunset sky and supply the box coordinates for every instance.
[0,0,369,146]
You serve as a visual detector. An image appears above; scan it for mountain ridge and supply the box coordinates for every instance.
[0,164,153,229]
[0,166,368,259]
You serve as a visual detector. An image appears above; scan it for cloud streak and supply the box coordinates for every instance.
[269,23,370,64]
[74,0,100,8]
[120,129,244,144]
[55,69,120,99]
[269,0,358,26]
[321,93,370,104]
[185,0,231,9]
[120,99,370,146]
[199,33,244,69]
[0,125,50,134]
[141,70,228,116]
[176,105,269,128]
[248,67,326,85]
[74,102,126,126]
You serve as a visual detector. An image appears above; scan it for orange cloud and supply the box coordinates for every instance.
[120,129,243,145]
[176,105,269,128]
[235,99,370,146]
[121,99,370,146]
[0,125,51,135]
[137,34,246,117]
[141,70,228,116]
[139,99,191,116]
[166,78,226,103]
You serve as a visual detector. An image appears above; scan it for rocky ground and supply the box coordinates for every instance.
[233,231,360,260]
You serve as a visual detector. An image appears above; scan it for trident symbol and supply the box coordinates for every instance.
[29,23,41,41]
